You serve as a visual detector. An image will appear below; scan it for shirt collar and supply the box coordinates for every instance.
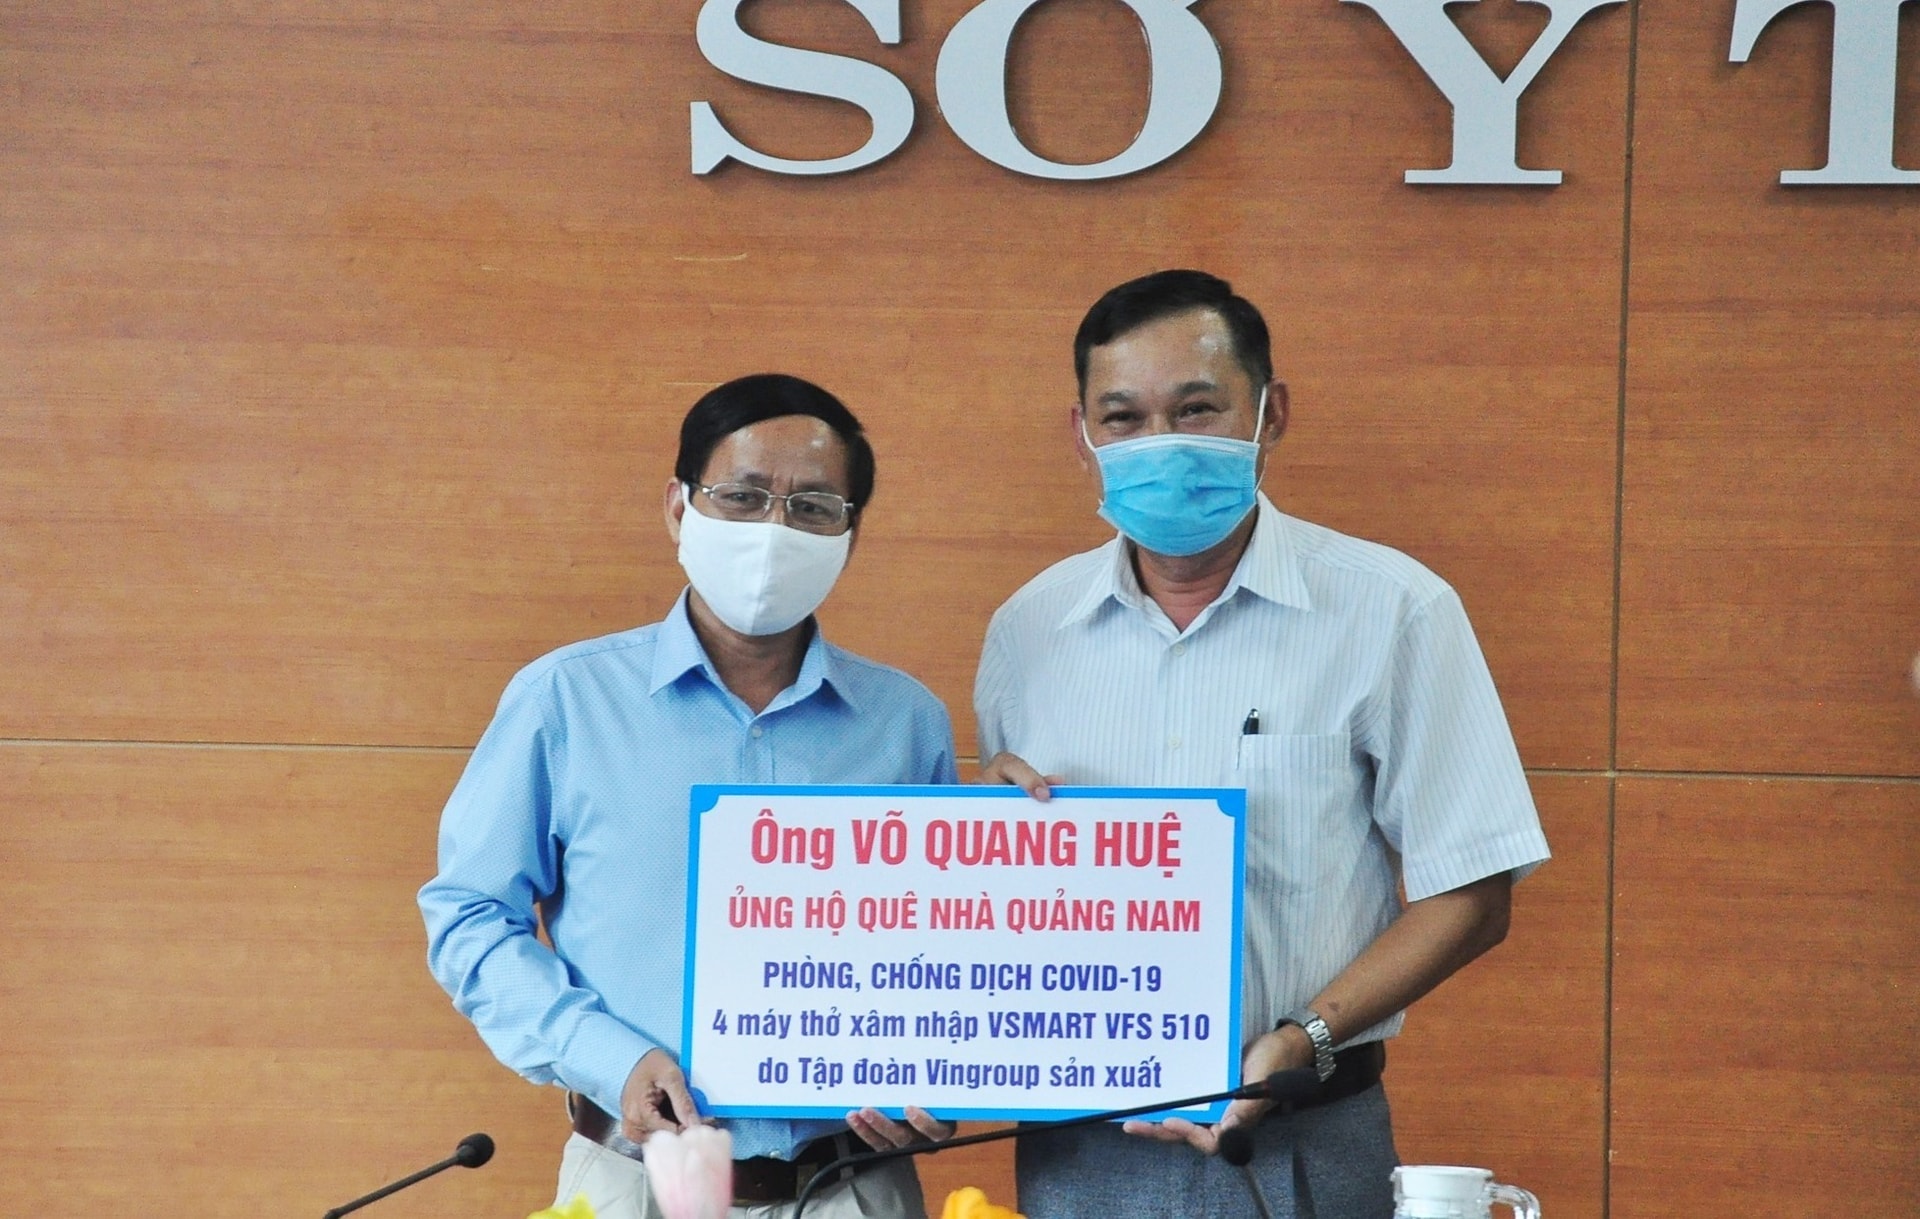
[1058,494,1312,630]
[649,591,854,712]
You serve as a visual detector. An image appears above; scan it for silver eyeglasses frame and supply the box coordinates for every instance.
[688,481,857,535]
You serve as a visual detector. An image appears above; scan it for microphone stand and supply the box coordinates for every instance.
[792,1070,1316,1218]
[322,1134,494,1218]
[323,1156,464,1219]
[1217,1125,1276,1219]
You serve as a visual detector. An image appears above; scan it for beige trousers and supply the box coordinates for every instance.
[553,1132,929,1219]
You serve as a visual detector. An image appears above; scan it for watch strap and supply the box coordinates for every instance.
[1276,1007,1337,1082]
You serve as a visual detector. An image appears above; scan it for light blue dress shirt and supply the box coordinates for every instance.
[976,495,1549,1048]
[421,593,958,1160]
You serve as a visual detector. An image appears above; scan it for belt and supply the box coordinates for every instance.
[1263,1041,1386,1117]
[568,1095,858,1205]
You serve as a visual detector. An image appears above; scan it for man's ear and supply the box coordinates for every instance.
[1262,380,1290,447]
[1254,382,1290,486]
[663,478,686,544]
[1070,402,1096,478]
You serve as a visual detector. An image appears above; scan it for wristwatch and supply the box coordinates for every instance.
[1276,1007,1337,1082]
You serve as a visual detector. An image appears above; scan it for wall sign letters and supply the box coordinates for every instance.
[689,0,1918,185]
[1730,0,1919,184]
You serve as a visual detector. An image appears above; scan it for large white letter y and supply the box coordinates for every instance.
[1346,0,1624,185]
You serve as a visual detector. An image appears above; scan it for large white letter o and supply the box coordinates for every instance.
[935,0,1223,181]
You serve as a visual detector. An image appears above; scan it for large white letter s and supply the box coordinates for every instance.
[691,0,915,176]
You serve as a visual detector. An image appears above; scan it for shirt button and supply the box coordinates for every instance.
[750,725,765,739]
[1171,643,1187,657]
[1168,735,1182,750]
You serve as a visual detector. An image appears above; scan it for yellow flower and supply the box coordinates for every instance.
[941,1185,1025,1219]
[527,1195,597,1219]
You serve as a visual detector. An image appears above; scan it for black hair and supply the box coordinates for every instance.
[674,373,876,512]
[1073,269,1274,397]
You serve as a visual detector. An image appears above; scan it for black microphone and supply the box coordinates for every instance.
[322,1133,495,1218]
[1216,1125,1275,1219]
[793,1070,1319,1217]
[454,1132,496,1167]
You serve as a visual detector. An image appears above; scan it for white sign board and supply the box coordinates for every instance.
[681,785,1247,1122]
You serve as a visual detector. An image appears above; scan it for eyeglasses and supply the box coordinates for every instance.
[690,482,856,535]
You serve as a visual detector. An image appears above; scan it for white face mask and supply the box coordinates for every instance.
[675,484,852,636]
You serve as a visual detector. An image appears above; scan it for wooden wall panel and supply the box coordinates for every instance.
[1391,775,1609,1219]
[0,745,562,1217]
[0,738,1024,1214]
[1618,1,1920,776]
[2,2,1629,770]
[1612,777,1920,1217]
[0,761,1616,1216]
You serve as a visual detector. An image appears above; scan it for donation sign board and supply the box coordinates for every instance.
[681,785,1246,1122]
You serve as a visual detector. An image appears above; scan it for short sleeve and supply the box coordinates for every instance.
[1366,589,1551,901]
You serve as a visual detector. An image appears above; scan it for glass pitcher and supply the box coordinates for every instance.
[1392,1165,1540,1219]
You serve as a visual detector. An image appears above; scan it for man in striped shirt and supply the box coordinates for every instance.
[975,270,1550,1219]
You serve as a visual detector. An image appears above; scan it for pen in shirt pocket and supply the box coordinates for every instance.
[1241,709,1260,735]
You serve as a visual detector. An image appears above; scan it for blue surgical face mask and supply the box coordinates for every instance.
[1085,386,1266,558]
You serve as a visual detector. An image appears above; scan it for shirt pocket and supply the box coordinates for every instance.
[1234,732,1362,896]
[1236,732,1352,775]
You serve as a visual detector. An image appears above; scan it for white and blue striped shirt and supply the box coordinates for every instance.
[975,496,1548,1047]
[421,592,957,1158]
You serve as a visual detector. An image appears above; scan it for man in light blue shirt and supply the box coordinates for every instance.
[978,272,1550,1218]
[422,374,957,1218]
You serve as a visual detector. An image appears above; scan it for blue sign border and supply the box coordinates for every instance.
[681,783,1247,1123]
